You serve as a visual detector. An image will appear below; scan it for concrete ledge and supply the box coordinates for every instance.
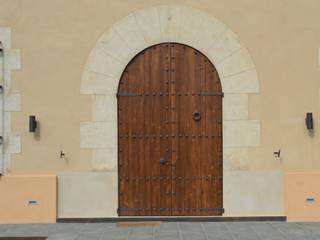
[57,216,287,222]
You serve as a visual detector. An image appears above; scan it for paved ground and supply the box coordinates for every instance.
[0,222,320,240]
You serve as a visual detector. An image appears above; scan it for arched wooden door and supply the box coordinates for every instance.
[118,43,223,216]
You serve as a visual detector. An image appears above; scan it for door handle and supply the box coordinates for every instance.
[160,157,166,165]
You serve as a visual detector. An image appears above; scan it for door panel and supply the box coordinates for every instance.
[118,43,223,216]
[118,44,171,216]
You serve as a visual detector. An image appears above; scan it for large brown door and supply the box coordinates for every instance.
[118,43,223,216]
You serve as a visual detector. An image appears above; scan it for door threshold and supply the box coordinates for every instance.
[57,216,286,223]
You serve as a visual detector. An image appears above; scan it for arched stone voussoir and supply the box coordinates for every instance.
[96,27,134,64]
[206,29,243,64]
[215,47,256,78]
[86,48,124,78]
[221,69,259,94]
[177,6,207,46]
[113,13,147,53]
[158,5,181,42]
[81,70,119,95]
[134,6,162,44]
[192,14,228,51]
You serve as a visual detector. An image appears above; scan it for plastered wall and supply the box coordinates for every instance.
[285,173,320,221]
[0,0,320,218]
[0,175,56,223]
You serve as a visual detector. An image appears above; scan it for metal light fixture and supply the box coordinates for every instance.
[305,112,313,130]
[0,41,3,55]
[29,115,37,132]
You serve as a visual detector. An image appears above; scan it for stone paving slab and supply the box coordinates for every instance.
[0,222,319,240]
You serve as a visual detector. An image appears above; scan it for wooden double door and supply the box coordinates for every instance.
[118,43,223,216]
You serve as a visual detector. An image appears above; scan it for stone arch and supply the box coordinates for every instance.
[79,5,260,216]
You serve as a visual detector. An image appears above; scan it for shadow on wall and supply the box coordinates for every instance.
[34,121,40,141]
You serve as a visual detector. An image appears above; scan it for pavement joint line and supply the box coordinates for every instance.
[200,222,209,240]
[177,222,183,240]
[223,222,236,240]
[249,222,263,240]
[125,227,132,240]
[152,226,155,240]
[268,222,290,240]
[97,227,105,240]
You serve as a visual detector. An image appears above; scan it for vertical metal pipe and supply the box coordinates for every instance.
[0,41,4,175]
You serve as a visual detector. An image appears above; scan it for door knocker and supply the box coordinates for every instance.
[193,111,201,121]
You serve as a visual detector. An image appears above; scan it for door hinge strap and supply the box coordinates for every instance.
[198,208,225,212]
[118,208,144,212]
[198,92,224,97]
[117,92,143,97]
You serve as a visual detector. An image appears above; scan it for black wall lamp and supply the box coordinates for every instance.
[0,41,3,55]
[29,115,37,132]
[305,112,313,130]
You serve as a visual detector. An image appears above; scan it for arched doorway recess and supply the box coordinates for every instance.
[80,5,261,217]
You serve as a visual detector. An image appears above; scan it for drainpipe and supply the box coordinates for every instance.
[0,41,4,176]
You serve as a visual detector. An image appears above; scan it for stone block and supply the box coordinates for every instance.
[114,13,146,53]
[92,148,117,171]
[4,49,21,70]
[80,122,117,149]
[4,91,21,112]
[81,70,118,95]
[223,170,284,216]
[134,7,162,44]
[92,94,117,122]
[4,134,21,154]
[223,147,249,170]
[58,172,118,218]
[178,6,204,46]
[97,28,133,63]
[223,120,260,147]
[216,48,255,77]
[0,27,11,48]
[86,48,123,78]
[207,29,243,63]
[222,69,259,94]
[158,5,181,42]
[223,94,248,120]
[193,16,227,52]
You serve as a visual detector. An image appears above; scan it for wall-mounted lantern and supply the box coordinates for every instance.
[0,41,3,55]
[29,115,37,132]
[305,112,313,130]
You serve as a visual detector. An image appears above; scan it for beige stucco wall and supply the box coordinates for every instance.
[0,0,320,218]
